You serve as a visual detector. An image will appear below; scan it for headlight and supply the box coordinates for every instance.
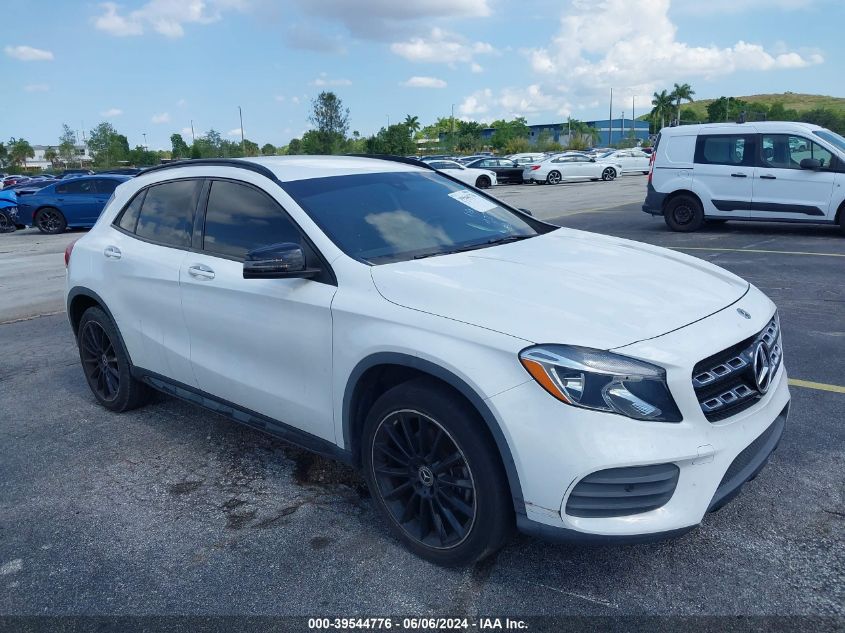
[519,345,682,422]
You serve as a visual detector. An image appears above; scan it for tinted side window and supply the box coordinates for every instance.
[135,180,201,248]
[761,135,834,170]
[117,190,145,233]
[95,179,120,194]
[694,135,753,166]
[202,180,301,259]
[60,179,96,194]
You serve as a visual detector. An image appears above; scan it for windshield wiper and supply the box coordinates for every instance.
[413,234,535,259]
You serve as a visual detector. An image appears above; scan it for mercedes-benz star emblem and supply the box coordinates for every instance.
[417,466,434,487]
[752,341,772,394]
[737,308,751,320]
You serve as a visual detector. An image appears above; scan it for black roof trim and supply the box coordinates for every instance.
[345,154,435,170]
[137,158,279,181]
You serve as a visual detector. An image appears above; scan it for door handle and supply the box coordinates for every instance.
[103,246,121,259]
[188,264,215,280]
[759,175,777,180]
[730,173,747,178]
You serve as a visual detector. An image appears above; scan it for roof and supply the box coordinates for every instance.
[659,121,824,135]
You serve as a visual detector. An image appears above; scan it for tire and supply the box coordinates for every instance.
[475,176,491,189]
[838,208,845,235]
[546,170,562,185]
[664,195,705,232]
[362,377,513,566]
[0,210,16,233]
[601,167,617,181]
[35,207,67,234]
[77,307,152,412]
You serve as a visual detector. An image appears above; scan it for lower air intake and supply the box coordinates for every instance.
[565,463,680,518]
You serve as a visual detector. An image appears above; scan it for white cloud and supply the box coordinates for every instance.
[227,127,243,137]
[297,0,490,39]
[24,83,50,92]
[180,127,194,137]
[176,98,187,107]
[101,108,123,117]
[93,0,248,38]
[291,96,301,104]
[4,45,54,61]
[275,95,286,102]
[391,27,496,68]
[458,85,572,119]
[458,89,492,116]
[673,0,815,14]
[401,76,447,88]
[470,62,483,73]
[312,73,352,86]
[151,112,171,123]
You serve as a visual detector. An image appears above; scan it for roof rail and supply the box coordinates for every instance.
[137,158,279,181]
[345,154,434,170]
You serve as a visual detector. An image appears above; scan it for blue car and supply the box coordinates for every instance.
[18,174,131,234]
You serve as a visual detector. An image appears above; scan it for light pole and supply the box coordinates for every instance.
[142,133,148,150]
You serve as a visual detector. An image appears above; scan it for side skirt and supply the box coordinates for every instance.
[132,368,354,465]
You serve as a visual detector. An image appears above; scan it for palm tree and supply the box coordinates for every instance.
[650,90,673,131]
[404,115,420,137]
[671,83,696,124]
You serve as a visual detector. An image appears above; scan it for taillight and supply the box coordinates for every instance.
[530,165,541,170]
[64,239,79,267]
[647,152,656,184]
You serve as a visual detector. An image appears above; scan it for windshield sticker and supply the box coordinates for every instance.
[448,190,498,213]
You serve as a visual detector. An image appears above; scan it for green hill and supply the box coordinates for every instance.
[683,92,845,119]
[638,92,845,123]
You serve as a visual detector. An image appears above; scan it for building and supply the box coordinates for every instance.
[479,118,651,148]
[26,144,93,171]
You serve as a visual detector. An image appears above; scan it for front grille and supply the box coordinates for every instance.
[565,463,680,518]
[692,314,782,422]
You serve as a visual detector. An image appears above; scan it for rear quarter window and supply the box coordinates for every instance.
[660,135,696,166]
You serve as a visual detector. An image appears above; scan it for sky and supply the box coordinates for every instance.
[1,0,841,150]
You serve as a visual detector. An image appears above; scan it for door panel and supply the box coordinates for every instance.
[751,135,836,220]
[692,134,756,215]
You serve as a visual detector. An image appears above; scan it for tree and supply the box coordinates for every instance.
[705,97,749,123]
[170,133,190,160]
[364,124,416,155]
[59,124,77,167]
[403,115,420,136]
[8,138,35,168]
[88,122,130,167]
[44,146,58,167]
[287,138,302,155]
[127,145,160,167]
[0,142,7,168]
[243,139,260,157]
[192,129,224,158]
[261,143,277,156]
[489,117,529,152]
[670,83,695,124]
[307,91,350,154]
[650,90,673,131]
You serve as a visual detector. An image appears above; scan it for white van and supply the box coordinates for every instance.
[643,121,845,232]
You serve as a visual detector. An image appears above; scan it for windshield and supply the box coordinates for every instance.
[814,129,845,154]
[283,171,540,264]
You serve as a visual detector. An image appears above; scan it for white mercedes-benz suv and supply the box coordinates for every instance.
[66,156,789,566]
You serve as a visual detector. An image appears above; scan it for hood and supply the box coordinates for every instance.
[370,228,749,349]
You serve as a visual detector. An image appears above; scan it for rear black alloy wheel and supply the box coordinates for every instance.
[371,409,476,550]
[475,176,491,189]
[546,170,562,185]
[35,207,67,234]
[602,167,616,181]
[80,321,120,402]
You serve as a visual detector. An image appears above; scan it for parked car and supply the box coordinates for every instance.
[61,169,94,178]
[6,178,58,197]
[17,174,130,233]
[65,156,789,566]
[598,149,651,174]
[0,189,20,232]
[1,175,29,189]
[425,159,498,188]
[506,153,546,166]
[524,154,623,184]
[643,121,845,232]
[99,168,142,175]
[463,157,525,184]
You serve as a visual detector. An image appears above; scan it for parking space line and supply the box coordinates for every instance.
[788,378,845,394]
[670,247,845,258]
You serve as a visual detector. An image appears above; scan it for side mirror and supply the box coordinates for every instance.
[518,208,534,217]
[799,158,821,170]
[243,242,320,279]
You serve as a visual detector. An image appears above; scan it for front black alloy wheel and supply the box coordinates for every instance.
[371,410,476,550]
[77,306,152,412]
[362,378,513,566]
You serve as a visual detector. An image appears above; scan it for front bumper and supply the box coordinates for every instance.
[487,292,790,543]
